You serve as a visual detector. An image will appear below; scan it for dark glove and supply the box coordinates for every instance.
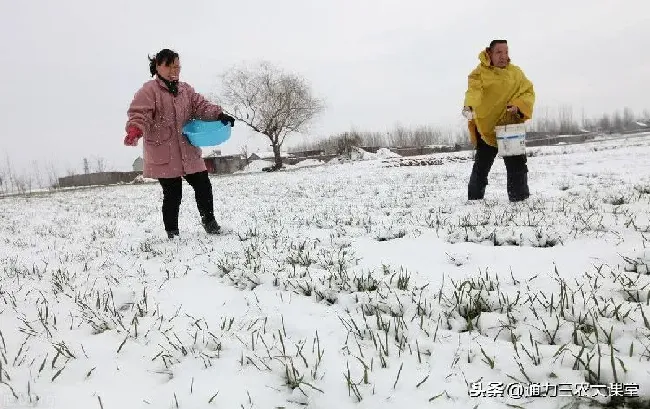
[217,112,235,127]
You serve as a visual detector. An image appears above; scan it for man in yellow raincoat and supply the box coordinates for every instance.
[463,39,535,202]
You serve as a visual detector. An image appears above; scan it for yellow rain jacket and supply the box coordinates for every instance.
[464,49,535,147]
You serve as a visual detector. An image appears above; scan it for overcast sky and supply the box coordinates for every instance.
[1,0,648,176]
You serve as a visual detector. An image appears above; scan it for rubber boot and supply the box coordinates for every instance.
[467,136,497,200]
[507,171,530,202]
[468,170,488,200]
[201,215,221,234]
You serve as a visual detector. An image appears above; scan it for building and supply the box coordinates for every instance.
[630,121,650,131]
[132,157,143,172]
[58,172,141,188]
[202,149,248,174]
[202,149,221,173]
[290,149,325,158]
[247,151,293,162]
[132,150,244,175]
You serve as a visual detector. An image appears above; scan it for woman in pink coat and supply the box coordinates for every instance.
[124,49,235,239]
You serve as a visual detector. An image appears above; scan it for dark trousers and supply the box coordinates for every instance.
[468,135,530,202]
[158,171,215,232]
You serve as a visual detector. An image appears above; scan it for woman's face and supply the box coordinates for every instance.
[157,58,181,81]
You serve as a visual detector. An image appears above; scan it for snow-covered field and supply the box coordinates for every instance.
[2,137,650,409]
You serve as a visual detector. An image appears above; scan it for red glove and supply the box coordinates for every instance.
[124,126,143,146]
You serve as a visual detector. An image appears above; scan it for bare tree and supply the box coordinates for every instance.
[623,107,635,129]
[217,61,325,170]
[411,125,447,147]
[392,123,409,147]
[240,145,250,163]
[46,162,60,190]
[333,132,363,157]
[4,154,16,194]
[530,105,558,134]
[411,126,431,148]
[95,157,106,173]
[83,158,90,174]
[558,105,576,134]
[599,113,611,133]
[289,122,465,154]
[31,160,43,189]
[13,172,32,195]
[612,110,624,132]
[643,109,650,120]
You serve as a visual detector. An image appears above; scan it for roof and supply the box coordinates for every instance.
[248,151,292,160]
[212,154,245,160]
[202,149,222,159]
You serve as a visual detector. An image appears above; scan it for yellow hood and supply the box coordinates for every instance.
[477,49,511,68]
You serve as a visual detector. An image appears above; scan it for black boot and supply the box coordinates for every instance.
[468,170,488,200]
[468,137,497,200]
[507,171,530,202]
[504,154,530,202]
[159,177,182,238]
[184,171,221,234]
[201,215,221,234]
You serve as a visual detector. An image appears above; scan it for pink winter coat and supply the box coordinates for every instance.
[126,77,223,179]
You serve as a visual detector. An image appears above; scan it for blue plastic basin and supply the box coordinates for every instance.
[182,119,232,147]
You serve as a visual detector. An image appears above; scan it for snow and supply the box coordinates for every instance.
[236,158,325,174]
[130,174,157,184]
[326,147,401,165]
[291,159,324,168]
[238,159,274,173]
[201,148,222,158]
[375,148,401,159]
[349,147,377,161]
[2,136,650,408]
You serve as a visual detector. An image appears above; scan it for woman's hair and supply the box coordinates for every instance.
[148,49,179,77]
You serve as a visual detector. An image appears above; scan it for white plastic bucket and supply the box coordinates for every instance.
[495,124,526,157]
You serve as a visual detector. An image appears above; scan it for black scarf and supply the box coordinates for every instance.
[158,75,179,96]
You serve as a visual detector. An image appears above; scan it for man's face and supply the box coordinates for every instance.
[489,43,509,68]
